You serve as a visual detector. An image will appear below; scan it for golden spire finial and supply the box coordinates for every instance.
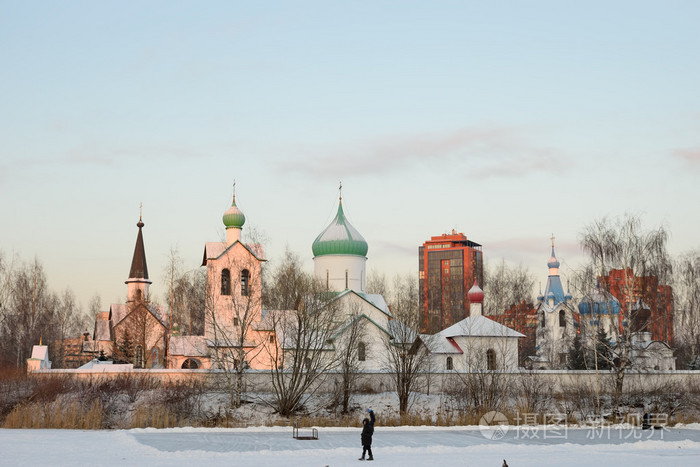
[338,181,343,203]
[550,233,555,248]
[139,202,143,221]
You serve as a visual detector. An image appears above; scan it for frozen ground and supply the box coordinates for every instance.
[2,425,700,467]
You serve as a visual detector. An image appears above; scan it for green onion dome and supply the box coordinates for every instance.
[312,201,368,257]
[222,195,245,229]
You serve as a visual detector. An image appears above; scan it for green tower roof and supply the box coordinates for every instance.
[312,201,368,257]
[222,195,245,229]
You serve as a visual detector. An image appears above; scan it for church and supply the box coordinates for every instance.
[77,189,407,371]
[52,186,526,373]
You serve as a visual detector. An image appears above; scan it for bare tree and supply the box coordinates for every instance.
[483,260,535,316]
[366,270,389,297]
[579,214,671,411]
[332,302,367,414]
[674,250,700,367]
[262,250,340,417]
[383,274,431,415]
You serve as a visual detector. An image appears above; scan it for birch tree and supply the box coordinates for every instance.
[579,214,670,411]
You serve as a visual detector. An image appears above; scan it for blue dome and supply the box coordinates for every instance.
[578,286,621,315]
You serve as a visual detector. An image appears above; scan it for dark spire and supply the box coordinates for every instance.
[128,217,149,280]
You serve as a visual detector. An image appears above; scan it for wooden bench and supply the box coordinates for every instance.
[293,422,318,440]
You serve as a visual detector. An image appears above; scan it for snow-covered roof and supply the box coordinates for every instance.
[169,335,209,357]
[110,304,128,326]
[419,334,462,354]
[109,303,167,328]
[330,313,392,341]
[94,319,111,341]
[387,319,418,345]
[30,345,49,361]
[333,289,392,318]
[439,315,525,338]
[77,359,134,371]
[202,241,265,266]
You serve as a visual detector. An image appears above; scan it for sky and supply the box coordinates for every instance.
[1,1,699,313]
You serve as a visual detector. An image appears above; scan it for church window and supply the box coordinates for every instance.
[446,356,453,370]
[540,312,545,328]
[221,269,231,295]
[241,269,250,296]
[486,349,497,370]
[326,270,329,290]
[269,334,275,344]
[181,358,200,369]
[358,342,366,362]
[304,357,312,371]
[345,270,349,290]
[233,317,239,326]
[559,310,566,328]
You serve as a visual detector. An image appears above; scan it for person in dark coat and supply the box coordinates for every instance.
[359,408,375,461]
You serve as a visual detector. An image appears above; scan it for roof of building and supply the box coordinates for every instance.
[419,334,463,354]
[127,218,150,281]
[439,315,525,338]
[30,345,49,361]
[578,281,621,315]
[169,335,210,357]
[94,318,112,341]
[332,289,392,318]
[312,200,368,257]
[109,303,168,328]
[201,240,265,266]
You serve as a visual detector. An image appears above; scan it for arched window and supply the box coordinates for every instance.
[241,269,250,296]
[358,342,366,362]
[345,270,349,290]
[326,270,329,290]
[559,309,566,328]
[304,357,312,371]
[486,349,497,370]
[221,269,231,295]
[446,356,453,370]
[540,312,545,328]
[181,358,200,369]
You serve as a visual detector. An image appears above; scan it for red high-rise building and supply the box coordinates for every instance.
[419,230,483,333]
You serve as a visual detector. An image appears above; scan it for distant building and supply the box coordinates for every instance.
[419,231,483,333]
[603,269,674,346]
[490,300,538,367]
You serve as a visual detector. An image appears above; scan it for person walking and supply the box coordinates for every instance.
[359,408,375,461]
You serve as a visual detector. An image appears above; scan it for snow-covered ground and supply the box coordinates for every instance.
[3,424,700,467]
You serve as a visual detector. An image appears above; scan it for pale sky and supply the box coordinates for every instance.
[1,1,699,312]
